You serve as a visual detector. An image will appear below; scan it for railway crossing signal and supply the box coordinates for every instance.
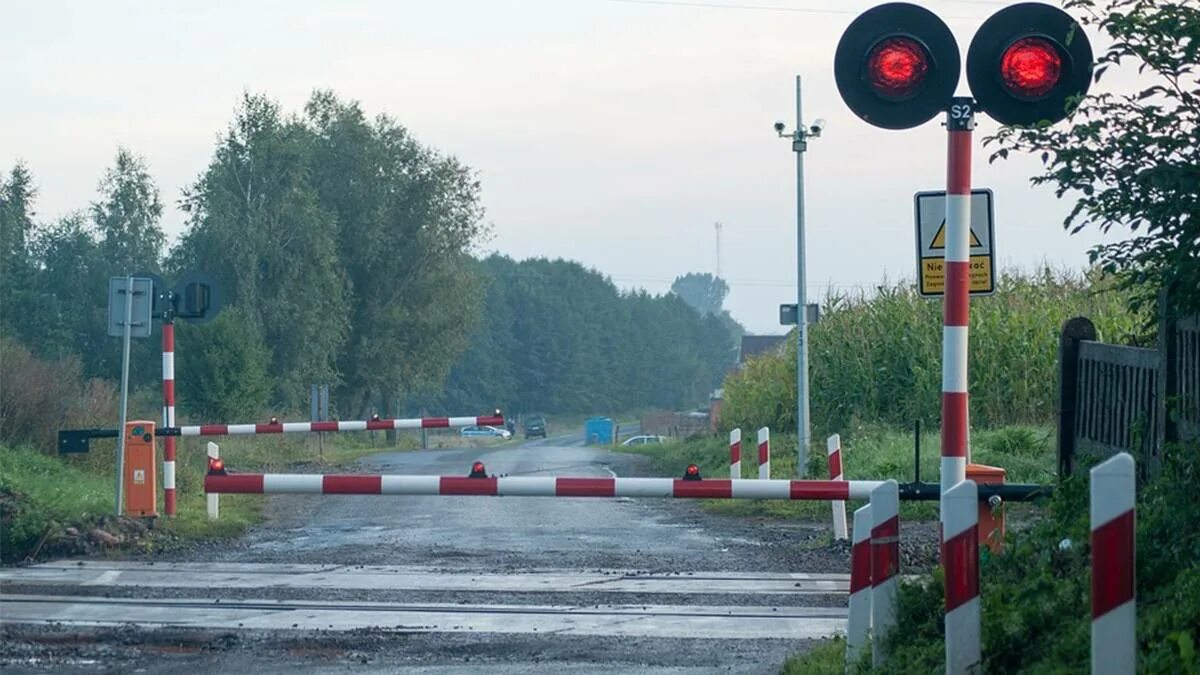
[834,2,1093,129]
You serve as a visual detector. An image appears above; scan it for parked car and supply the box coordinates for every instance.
[461,425,512,439]
[524,415,547,439]
[621,434,666,447]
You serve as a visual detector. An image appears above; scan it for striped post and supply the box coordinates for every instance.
[1091,452,1135,675]
[162,322,177,517]
[206,442,219,520]
[827,434,848,540]
[757,427,770,480]
[205,473,887,500]
[870,479,899,667]
[171,415,504,437]
[943,479,981,674]
[940,99,974,497]
[846,503,872,666]
[729,429,741,479]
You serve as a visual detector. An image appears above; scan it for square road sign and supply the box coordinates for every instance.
[913,189,996,297]
[107,277,155,338]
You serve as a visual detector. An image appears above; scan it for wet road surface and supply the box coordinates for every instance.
[1,432,854,673]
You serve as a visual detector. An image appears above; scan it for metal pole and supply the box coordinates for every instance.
[162,318,177,516]
[114,276,134,516]
[794,75,812,476]
[940,98,974,496]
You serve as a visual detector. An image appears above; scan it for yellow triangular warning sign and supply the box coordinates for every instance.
[929,220,981,249]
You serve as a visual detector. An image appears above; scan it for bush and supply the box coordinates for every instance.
[175,307,272,421]
[0,336,116,451]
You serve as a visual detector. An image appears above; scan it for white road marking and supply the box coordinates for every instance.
[0,594,846,640]
[0,561,848,595]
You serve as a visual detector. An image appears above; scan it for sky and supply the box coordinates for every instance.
[1,0,1122,334]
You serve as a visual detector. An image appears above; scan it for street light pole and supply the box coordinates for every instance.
[776,75,823,477]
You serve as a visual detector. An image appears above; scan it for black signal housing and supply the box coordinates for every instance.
[834,2,960,130]
[967,2,1093,127]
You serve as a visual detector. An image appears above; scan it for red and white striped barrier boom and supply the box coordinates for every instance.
[1091,452,1135,675]
[729,429,741,479]
[870,479,900,668]
[205,472,886,500]
[757,427,770,480]
[827,434,848,540]
[172,415,504,437]
[162,323,177,516]
[943,479,981,674]
[941,104,973,496]
[846,503,872,666]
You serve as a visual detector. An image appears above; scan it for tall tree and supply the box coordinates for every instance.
[175,93,348,408]
[0,164,37,340]
[989,0,1199,316]
[670,272,729,317]
[303,92,486,416]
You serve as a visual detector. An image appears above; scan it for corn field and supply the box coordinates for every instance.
[721,268,1143,435]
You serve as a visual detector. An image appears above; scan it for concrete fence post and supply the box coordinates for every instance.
[206,442,220,520]
[943,479,981,674]
[870,479,899,667]
[729,429,741,480]
[827,434,848,540]
[757,427,770,480]
[846,503,873,666]
[1091,452,1136,675]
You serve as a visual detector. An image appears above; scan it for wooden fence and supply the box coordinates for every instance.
[1058,312,1200,478]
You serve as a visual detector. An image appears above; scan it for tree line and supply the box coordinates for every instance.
[0,91,737,432]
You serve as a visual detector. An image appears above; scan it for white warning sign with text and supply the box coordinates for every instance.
[913,189,996,297]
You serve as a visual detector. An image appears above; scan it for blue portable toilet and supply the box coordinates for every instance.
[584,417,614,445]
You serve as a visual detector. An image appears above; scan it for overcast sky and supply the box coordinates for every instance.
[2,0,1119,334]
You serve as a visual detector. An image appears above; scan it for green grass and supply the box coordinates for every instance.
[1,432,418,561]
[781,639,849,675]
[618,425,1057,521]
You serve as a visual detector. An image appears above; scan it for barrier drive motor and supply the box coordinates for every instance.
[124,420,157,517]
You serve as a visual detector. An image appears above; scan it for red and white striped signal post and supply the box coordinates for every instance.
[162,322,177,516]
[827,434,848,540]
[757,427,771,480]
[1090,452,1135,675]
[870,479,900,667]
[940,99,974,496]
[729,429,741,479]
[943,479,981,674]
[846,503,872,665]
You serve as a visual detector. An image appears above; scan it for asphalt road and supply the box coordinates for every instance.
[1,430,856,674]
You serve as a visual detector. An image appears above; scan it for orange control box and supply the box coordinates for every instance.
[123,420,157,517]
[967,463,1006,554]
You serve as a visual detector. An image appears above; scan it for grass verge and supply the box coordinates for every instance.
[1,432,417,561]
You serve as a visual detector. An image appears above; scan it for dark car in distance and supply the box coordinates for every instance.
[524,415,547,439]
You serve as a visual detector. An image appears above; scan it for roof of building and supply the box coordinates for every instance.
[738,334,788,364]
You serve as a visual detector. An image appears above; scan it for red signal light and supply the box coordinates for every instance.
[208,457,225,474]
[866,36,930,101]
[1000,37,1062,99]
[682,463,702,481]
[469,461,488,478]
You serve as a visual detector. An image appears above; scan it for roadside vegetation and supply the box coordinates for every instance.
[783,0,1200,670]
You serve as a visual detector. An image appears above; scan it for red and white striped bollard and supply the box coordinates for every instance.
[1091,452,1135,675]
[846,503,872,666]
[162,322,177,516]
[729,429,741,480]
[757,427,770,480]
[827,434,848,540]
[943,479,980,674]
[870,479,899,667]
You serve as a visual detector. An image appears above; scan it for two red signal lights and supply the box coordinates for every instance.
[836,2,1092,129]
